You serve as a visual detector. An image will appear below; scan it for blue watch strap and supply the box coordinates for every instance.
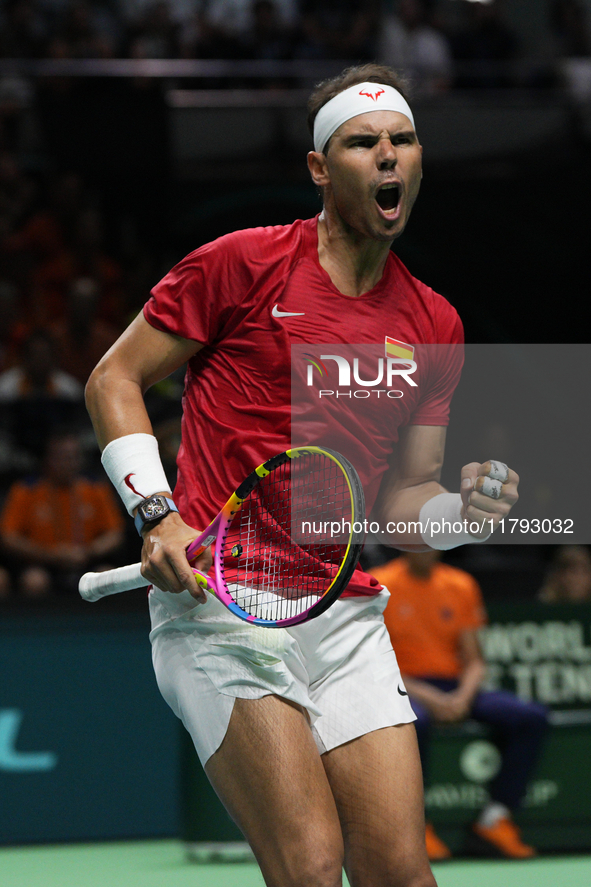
[134,496,178,536]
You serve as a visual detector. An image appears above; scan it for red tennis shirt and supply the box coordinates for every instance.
[144,216,464,596]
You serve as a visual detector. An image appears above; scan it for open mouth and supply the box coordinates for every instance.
[375,183,400,213]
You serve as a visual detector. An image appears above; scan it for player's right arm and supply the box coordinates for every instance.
[85,313,208,599]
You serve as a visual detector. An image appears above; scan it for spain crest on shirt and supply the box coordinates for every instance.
[385,337,415,368]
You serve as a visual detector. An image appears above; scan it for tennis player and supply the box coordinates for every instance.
[85,64,519,887]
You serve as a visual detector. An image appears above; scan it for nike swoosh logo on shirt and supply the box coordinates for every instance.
[272,305,305,318]
[398,685,409,697]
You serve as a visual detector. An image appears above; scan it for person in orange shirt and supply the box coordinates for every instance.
[371,550,548,861]
[0,430,124,598]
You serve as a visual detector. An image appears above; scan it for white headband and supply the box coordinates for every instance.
[313,82,415,153]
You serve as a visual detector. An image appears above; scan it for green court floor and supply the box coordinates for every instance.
[1,840,590,887]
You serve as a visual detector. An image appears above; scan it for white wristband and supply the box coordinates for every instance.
[419,493,491,550]
[101,433,172,516]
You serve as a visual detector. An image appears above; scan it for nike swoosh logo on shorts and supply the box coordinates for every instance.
[272,305,305,318]
[397,685,409,697]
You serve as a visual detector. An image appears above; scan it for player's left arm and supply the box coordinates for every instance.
[372,424,519,550]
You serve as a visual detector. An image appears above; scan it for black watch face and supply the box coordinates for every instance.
[141,497,169,522]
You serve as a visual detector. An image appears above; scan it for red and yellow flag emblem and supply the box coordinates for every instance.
[385,337,415,362]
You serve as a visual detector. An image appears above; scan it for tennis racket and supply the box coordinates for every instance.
[79,445,366,628]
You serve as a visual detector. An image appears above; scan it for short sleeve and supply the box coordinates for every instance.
[143,232,255,346]
[409,343,464,426]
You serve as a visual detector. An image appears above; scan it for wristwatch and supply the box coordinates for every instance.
[134,495,179,536]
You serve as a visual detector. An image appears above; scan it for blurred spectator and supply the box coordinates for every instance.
[31,205,126,325]
[0,328,84,461]
[128,0,179,59]
[0,288,36,477]
[538,545,591,603]
[0,150,35,242]
[241,0,295,60]
[121,0,196,30]
[182,12,240,60]
[177,6,209,57]
[0,0,48,58]
[371,551,548,860]
[2,170,85,299]
[0,279,30,370]
[0,0,576,71]
[0,429,124,598]
[205,0,297,41]
[53,0,120,58]
[4,169,83,254]
[116,213,158,315]
[377,0,452,94]
[0,75,40,156]
[296,0,378,61]
[450,0,519,88]
[549,0,590,57]
[183,0,297,60]
[48,276,121,384]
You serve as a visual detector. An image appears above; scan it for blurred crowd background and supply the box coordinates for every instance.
[0,0,589,79]
[1,0,590,604]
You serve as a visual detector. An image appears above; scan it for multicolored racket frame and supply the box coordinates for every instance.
[185,445,366,627]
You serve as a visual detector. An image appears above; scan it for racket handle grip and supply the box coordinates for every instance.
[79,563,146,602]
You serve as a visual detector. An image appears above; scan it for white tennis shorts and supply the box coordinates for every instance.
[149,585,415,765]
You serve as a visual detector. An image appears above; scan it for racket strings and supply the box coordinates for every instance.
[220,453,355,621]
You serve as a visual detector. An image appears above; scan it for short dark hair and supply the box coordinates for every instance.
[307,63,411,154]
